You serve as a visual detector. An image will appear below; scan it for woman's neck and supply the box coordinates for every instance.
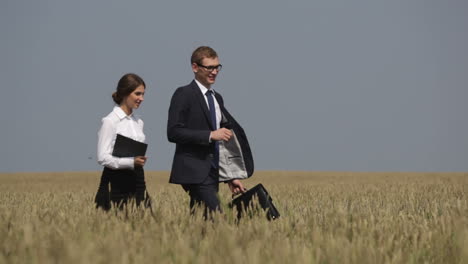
[120,104,133,116]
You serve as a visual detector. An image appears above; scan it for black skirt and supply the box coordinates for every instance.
[94,166,151,210]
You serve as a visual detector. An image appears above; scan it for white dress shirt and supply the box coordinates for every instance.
[195,79,222,130]
[97,106,146,170]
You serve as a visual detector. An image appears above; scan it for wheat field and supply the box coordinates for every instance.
[1,171,467,264]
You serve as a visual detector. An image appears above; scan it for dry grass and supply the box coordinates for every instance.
[1,171,468,264]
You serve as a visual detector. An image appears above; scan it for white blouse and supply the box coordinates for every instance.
[97,106,146,170]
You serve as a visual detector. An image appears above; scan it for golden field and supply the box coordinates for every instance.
[1,171,468,264]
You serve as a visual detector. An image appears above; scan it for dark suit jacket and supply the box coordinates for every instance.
[167,80,254,184]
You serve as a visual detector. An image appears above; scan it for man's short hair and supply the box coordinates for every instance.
[191,46,218,65]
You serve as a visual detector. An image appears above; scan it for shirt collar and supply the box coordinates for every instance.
[195,79,216,96]
[112,105,134,120]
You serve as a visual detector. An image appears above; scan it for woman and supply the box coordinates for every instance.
[94,73,151,210]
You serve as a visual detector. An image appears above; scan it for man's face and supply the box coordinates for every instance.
[192,57,221,88]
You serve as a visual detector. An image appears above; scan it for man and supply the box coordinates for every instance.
[167,46,254,216]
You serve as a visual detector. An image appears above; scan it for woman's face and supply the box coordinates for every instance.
[123,85,145,110]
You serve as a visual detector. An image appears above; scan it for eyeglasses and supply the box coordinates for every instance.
[197,64,223,72]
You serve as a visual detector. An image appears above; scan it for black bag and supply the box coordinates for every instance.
[230,183,280,221]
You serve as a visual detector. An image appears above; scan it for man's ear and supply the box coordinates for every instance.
[191,63,198,73]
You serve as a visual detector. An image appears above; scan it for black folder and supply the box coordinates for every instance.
[230,183,280,221]
[112,134,147,157]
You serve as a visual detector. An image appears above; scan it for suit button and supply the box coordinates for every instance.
[208,154,214,158]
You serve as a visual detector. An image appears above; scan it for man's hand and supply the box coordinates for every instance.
[210,128,232,141]
[134,156,147,167]
[228,179,246,196]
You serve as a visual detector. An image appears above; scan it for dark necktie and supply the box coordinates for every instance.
[205,90,219,168]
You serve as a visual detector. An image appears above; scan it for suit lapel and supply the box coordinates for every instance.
[191,81,215,130]
[215,94,230,127]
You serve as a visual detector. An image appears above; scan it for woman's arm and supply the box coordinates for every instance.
[97,118,134,170]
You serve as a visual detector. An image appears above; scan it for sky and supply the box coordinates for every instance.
[1,0,467,173]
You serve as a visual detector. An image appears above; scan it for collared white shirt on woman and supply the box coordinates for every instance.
[97,106,146,170]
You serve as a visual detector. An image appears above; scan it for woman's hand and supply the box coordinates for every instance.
[134,156,147,167]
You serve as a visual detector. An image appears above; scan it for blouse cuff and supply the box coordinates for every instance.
[119,157,135,169]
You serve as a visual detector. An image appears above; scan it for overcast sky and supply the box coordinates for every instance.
[1,0,467,173]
